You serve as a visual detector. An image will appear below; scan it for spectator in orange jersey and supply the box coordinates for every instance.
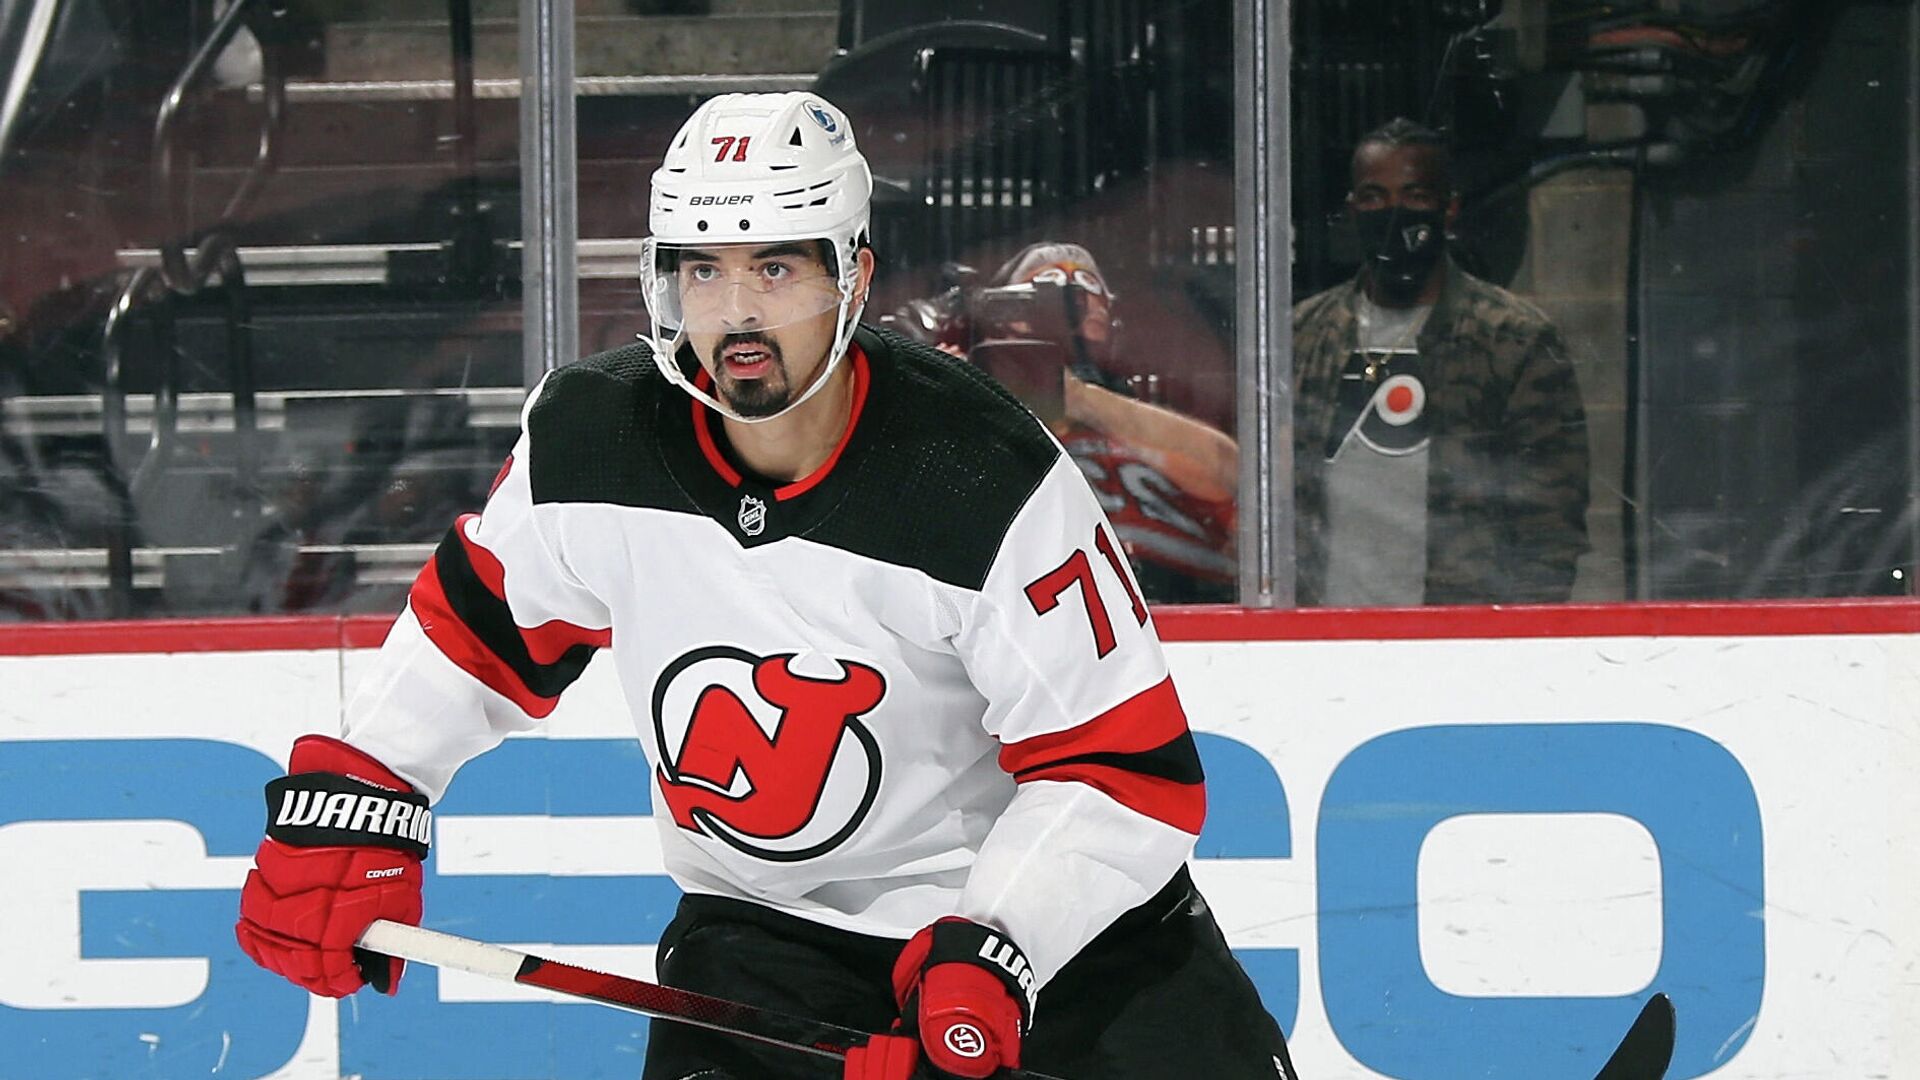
[891,242,1239,602]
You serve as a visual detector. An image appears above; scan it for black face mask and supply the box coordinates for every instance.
[1353,207,1448,303]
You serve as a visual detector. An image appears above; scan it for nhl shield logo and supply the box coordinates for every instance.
[737,494,767,536]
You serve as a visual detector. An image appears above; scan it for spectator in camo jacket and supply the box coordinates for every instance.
[1292,117,1590,606]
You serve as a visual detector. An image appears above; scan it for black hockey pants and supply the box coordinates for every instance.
[640,867,1298,1080]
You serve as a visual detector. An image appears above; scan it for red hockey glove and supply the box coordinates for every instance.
[842,1032,921,1080]
[890,918,1037,1079]
[234,735,430,997]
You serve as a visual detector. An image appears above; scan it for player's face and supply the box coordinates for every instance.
[677,242,846,419]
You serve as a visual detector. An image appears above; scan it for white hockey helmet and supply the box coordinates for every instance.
[640,92,874,423]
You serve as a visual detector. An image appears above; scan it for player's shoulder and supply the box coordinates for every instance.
[816,327,1070,591]
[860,325,1062,483]
[524,339,687,508]
[530,340,666,420]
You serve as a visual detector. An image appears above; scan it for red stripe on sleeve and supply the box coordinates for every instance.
[997,677,1190,774]
[408,554,559,716]
[487,454,514,498]
[995,677,1203,833]
[453,514,508,599]
[1013,760,1205,835]
[407,555,608,718]
[524,619,611,666]
[445,515,610,667]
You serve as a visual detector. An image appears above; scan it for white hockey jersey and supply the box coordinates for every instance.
[342,326,1205,986]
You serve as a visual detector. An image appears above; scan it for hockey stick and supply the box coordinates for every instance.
[358,919,1071,1080]
[362,920,1667,1080]
[1592,992,1676,1080]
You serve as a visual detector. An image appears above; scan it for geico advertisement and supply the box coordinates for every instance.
[2,632,1916,1079]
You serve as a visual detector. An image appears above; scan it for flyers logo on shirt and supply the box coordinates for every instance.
[1329,350,1431,460]
[1356,372,1428,454]
[651,645,886,861]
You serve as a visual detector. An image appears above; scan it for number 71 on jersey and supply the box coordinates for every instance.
[1025,525,1148,658]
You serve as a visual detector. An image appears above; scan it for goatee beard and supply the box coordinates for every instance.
[711,332,791,418]
[723,379,792,418]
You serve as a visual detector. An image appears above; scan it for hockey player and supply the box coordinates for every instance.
[234,91,1297,1080]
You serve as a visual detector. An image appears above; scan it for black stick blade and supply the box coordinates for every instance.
[1592,993,1676,1080]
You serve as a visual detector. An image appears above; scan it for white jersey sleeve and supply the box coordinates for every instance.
[952,452,1204,986]
[342,376,613,801]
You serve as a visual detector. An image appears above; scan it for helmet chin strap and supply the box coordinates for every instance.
[650,280,867,426]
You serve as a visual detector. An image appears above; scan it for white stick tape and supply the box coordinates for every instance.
[357,919,527,982]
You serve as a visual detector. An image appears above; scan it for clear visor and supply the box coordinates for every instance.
[641,238,848,336]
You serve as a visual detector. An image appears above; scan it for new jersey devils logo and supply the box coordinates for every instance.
[652,646,886,862]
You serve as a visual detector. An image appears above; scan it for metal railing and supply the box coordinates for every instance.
[0,543,436,591]
[12,387,528,437]
[252,72,814,103]
[90,0,541,616]
[99,0,290,615]
[115,237,651,287]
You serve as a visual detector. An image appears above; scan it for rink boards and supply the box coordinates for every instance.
[2,603,1917,1080]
